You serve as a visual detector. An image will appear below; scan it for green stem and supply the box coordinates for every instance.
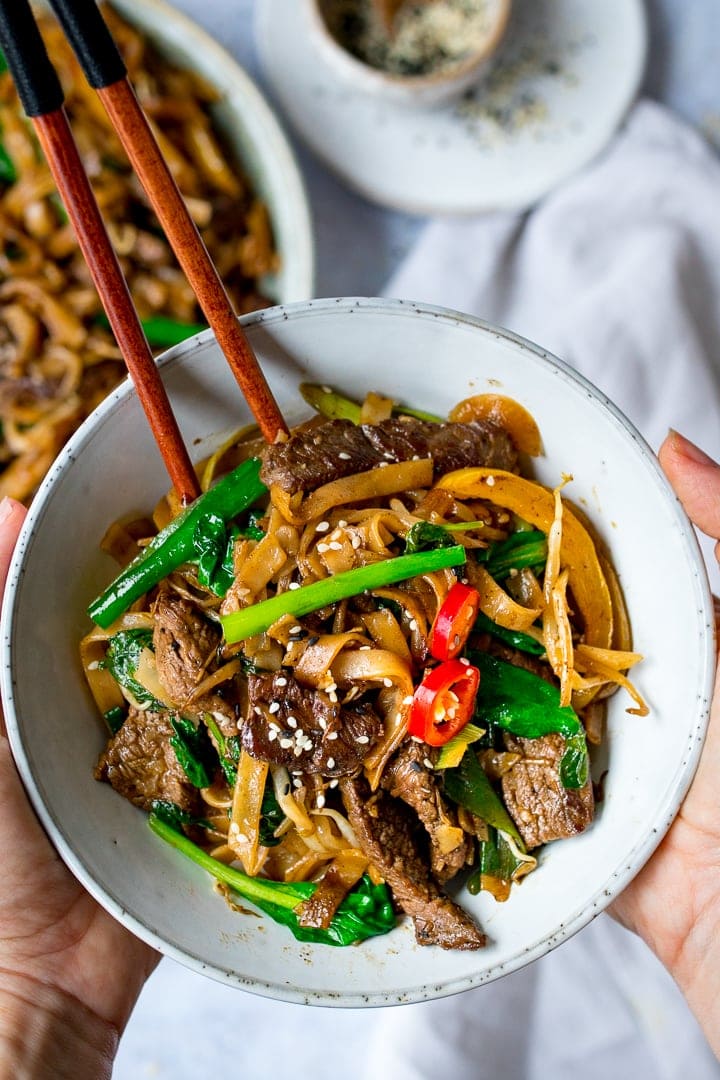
[221,545,466,643]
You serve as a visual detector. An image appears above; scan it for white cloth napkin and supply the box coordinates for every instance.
[115,100,720,1079]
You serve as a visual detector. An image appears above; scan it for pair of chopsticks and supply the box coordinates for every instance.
[0,0,288,506]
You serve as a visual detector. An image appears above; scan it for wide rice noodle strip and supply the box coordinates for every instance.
[295,458,434,524]
[294,631,367,688]
[361,608,412,663]
[134,649,175,709]
[574,644,648,716]
[236,515,290,596]
[372,587,429,641]
[271,765,315,838]
[438,468,613,649]
[470,564,542,632]
[600,553,633,652]
[297,849,369,929]
[229,751,269,875]
[185,658,243,704]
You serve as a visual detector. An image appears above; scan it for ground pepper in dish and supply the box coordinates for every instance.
[319,0,496,76]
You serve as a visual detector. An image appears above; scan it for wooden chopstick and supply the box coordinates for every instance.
[0,0,201,506]
[47,0,289,447]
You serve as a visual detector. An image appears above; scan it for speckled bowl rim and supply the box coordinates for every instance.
[1,298,714,1007]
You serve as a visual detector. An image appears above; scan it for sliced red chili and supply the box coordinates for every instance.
[428,582,480,661]
[408,659,480,746]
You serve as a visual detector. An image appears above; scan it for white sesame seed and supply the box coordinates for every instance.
[326,681,337,693]
[316,521,330,533]
[328,692,338,703]
[295,728,304,738]
[279,738,293,749]
[316,795,326,809]
[275,676,288,687]
[268,729,278,742]
[486,475,496,487]
[293,778,302,788]
[403,695,414,705]
[329,779,339,789]
[318,717,328,730]
[383,677,393,687]
[338,452,351,460]
[254,706,263,715]
[317,542,330,553]
[229,822,240,836]
[356,734,370,744]
[288,582,301,591]
[87,660,100,671]
[326,757,336,769]
[424,758,434,770]
[329,541,343,551]
[359,644,372,651]
[411,454,421,461]
[338,520,348,528]
[294,745,304,757]
[322,385,333,394]
[269,701,280,714]
[290,626,303,635]
[327,730,339,740]
[409,619,418,632]
[287,715,298,728]
[378,461,388,468]
[459,657,470,666]
[351,535,362,549]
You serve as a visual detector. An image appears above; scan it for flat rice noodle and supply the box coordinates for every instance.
[236,533,288,595]
[296,458,433,523]
[293,631,367,688]
[360,391,393,424]
[438,468,613,649]
[361,608,412,663]
[185,658,243,703]
[230,750,270,875]
[331,647,413,696]
[80,634,126,717]
[470,564,542,632]
[297,849,369,929]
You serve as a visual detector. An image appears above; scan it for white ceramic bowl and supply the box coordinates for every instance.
[107,0,314,302]
[306,0,512,109]
[1,298,714,1006]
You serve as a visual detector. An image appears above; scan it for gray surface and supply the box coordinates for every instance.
[168,0,720,298]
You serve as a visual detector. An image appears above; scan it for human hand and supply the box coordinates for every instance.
[611,431,720,1058]
[0,498,158,1078]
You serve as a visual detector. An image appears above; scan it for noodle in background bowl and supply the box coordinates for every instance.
[1,298,714,1006]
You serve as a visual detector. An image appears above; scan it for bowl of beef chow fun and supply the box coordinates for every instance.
[1,298,713,1007]
[0,0,313,505]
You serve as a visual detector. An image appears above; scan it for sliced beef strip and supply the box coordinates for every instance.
[153,587,237,737]
[242,671,382,777]
[382,741,473,883]
[95,705,202,815]
[340,775,486,950]
[260,416,518,494]
[501,732,594,850]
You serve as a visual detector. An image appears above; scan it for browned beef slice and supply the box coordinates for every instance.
[153,587,236,736]
[382,742,473,883]
[260,416,518,494]
[95,706,201,814]
[363,417,518,476]
[501,733,594,850]
[340,776,486,950]
[260,420,384,493]
[242,672,382,777]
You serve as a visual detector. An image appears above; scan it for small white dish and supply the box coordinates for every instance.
[256,0,647,214]
[306,0,512,109]
[109,0,315,301]
[0,298,713,1006]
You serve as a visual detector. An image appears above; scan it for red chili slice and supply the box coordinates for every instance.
[408,659,480,746]
[428,582,480,661]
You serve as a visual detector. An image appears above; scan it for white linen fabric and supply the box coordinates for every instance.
[115,100,720,1079]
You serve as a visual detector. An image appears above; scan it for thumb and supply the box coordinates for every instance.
[658,431,720,541]
[0,498,26,595]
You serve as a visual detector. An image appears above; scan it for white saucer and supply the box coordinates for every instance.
[255,0,647,215]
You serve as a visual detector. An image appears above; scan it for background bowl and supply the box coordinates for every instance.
[106,0,315,302]
[1,298,714,1006]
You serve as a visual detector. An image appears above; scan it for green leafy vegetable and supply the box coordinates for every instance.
[149,813,396,947]
[0,142,15,185]
[221,545,466,644]
[88,457,267,628]
[403,521,455,555]
[103,705,127,734]
[468,651,589,791]
[150,799,213,832]
[473,611,546,656]
[467,826,536,897]
[258,785,284,847]
[169,717,217,789]
[443,749,523,845]
[192,513,239,596]
[478,530,547,579]
[101,629,159,707]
